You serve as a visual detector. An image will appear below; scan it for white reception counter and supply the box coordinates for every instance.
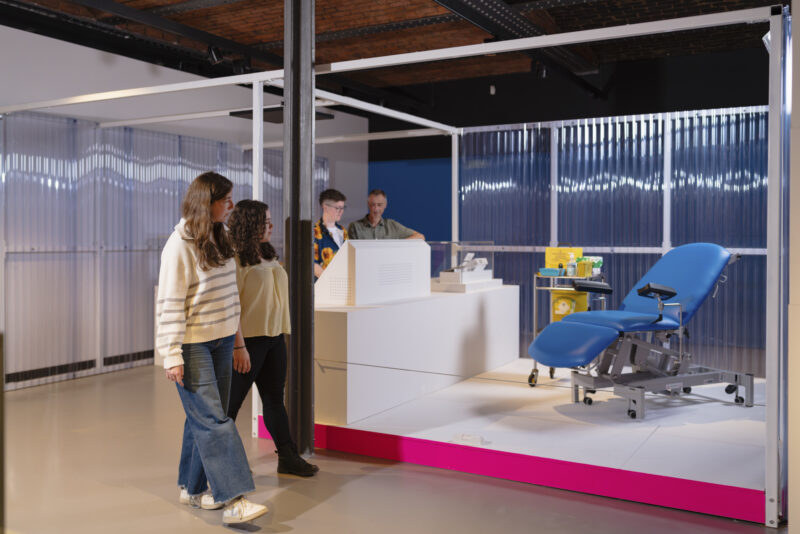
[314,285,519,425]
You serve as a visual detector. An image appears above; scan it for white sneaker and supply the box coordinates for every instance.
[179,488,224,510]
[222,497,268,524]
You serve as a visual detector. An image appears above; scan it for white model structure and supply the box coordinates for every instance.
[315,240,431,306]
[433,252,502,292]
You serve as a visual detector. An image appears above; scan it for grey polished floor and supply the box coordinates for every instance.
[5,366,786,533]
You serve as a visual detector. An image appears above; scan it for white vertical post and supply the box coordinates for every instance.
[451,133,459,242]
[550,126,558,247]
[662,116,672,254]
[787,1,800,529]
[251,80,264,438]
[0,117,5,337]
[765,11,784,528]
[93,127,104,372]
[252,81,264,202]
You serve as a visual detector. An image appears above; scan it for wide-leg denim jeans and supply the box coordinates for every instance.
[176,334,255,503]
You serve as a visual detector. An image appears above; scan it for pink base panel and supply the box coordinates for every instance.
[257,417,764,523]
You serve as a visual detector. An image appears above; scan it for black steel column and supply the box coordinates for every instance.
[283,0,315,454]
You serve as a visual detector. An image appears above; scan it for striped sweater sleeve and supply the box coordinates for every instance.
[156,238,192,369]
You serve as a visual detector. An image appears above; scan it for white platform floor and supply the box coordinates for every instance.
[7,365,780,534]
[345,358,767,490]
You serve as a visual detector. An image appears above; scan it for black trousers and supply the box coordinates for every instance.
[227,334,294,453]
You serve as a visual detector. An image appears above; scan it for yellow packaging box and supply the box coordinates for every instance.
[545,247,583,269]
[551,290,588,322]
[577,260,593,277]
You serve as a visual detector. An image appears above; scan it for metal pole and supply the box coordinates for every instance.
[550,126,558,247]
[283,0,315,455]
[661,116,672,254]
[252,81,264,202]
[765,8,785,528]
[788,1,800,527]
[451,134,459,242]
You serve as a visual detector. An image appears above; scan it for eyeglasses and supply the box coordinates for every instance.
[324,203,346,212]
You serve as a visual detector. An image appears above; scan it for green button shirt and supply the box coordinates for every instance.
[347,215,415,240]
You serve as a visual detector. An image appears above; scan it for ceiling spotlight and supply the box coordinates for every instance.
[207,45,223,65]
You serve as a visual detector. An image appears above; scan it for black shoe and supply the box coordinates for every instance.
[277,450,320,477]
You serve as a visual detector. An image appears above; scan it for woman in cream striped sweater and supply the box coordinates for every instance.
[156,172,267,525]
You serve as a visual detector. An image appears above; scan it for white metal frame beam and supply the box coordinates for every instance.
[316,7,773,75]
[246,128,452,149]
[97,100,337,128]
[0,70,284,115]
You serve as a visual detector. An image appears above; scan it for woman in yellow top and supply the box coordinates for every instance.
[227,199,318,477]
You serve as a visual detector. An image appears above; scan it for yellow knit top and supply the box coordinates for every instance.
[235,258,291,337]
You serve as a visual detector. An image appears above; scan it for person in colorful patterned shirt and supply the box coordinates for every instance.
[313,188,348,278]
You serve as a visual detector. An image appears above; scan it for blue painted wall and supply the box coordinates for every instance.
[367,158,451,241]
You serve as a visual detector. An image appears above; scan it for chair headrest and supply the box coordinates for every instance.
[619,243,731,324]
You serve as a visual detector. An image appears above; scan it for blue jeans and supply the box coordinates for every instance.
[176,334,255,503]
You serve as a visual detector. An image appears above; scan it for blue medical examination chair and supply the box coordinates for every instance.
[528,243,754,420]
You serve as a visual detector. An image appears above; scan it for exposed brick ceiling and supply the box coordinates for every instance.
[0,0,779,103]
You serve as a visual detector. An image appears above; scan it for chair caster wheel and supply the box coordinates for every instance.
[549,367,555,379]
[627,410,637,419]
[735,396,744,404]
[682,387,692,394]
[725,384,737,394]
[583,396,593,406]
[528,369,538,387]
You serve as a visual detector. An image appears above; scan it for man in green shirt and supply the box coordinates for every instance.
[347,189,425,240]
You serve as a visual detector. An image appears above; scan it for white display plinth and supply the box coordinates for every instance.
[315,285,520,425]
[431,277,503,293]
[315,240,430,307]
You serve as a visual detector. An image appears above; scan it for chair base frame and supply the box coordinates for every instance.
[570,332,755,420]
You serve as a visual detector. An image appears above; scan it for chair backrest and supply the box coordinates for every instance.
[619,243,731,325]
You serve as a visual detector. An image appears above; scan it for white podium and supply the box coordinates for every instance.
[315,240,430,306]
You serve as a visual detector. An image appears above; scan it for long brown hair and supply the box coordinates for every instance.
[181,171,235,270]
[229,199,278,267]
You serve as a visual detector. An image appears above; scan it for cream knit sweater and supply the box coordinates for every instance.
[156,219,241,369]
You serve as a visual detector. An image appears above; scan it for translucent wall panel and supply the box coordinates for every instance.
[670,109,768,247]
[5,253,97,382]
[460,126,550,245]
[4,113,96,252]
[598,253,662,310]
[3,112,330,388]
[102,128,180,251]
[493,252,545,355]
[220,143,251,202]
[103,251,159,359]
[686,254,766,377]
[462,108,766,376]
[247,149,330,259]
[558,117,663,247]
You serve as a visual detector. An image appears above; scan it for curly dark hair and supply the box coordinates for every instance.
[229,199,278,267]
[181,171,235,270]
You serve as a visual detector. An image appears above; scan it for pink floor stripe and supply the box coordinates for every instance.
[257,417,764,523]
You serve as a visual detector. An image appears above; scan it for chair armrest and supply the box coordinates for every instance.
[572,280,613,294]
[637,282,677,300]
